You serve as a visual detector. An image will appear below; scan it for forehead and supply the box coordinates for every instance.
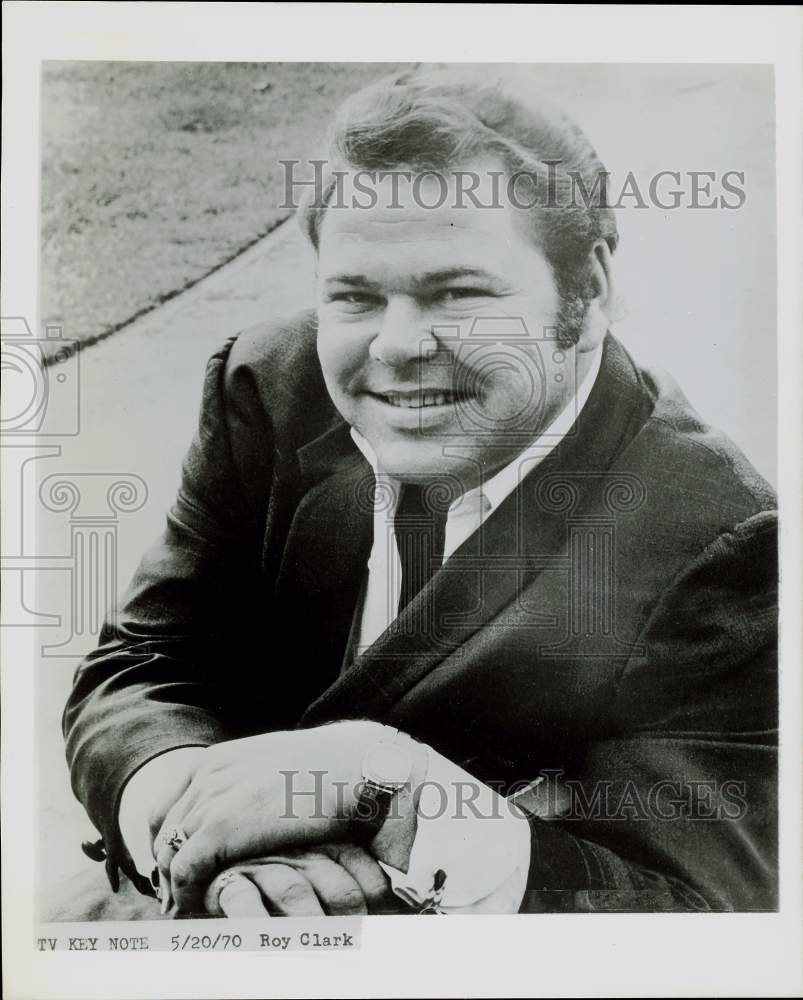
[317,160,540,280]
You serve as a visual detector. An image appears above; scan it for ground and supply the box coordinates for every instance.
[41,61,401,356]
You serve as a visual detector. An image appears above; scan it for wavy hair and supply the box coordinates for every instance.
[299,67,618,345]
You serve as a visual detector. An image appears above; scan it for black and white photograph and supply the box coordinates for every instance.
[2,4,801,999]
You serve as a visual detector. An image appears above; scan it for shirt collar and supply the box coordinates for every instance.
[350,343,603,516]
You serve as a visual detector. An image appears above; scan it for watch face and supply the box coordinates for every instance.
[363,741,413,786]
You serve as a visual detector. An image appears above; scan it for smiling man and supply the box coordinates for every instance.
[63,67,777,919]
[313,161,604,489]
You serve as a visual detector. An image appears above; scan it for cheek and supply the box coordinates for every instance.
[501,286,562,338]
[316,323,368,392]
[468,345,547,418]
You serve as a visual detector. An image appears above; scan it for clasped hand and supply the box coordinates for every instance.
[202,844,406,917]
[151,720,404,916]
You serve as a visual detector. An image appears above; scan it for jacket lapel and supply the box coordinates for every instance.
[271,422,374,717]
[297,334,651,727]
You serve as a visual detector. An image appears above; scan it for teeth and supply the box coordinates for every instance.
[383,391,456,408]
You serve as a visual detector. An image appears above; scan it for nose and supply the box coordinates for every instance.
[369,297,434,366]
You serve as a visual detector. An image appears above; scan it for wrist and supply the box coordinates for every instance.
[349,731,429,871]
[323,720,394,818]
[370,744,428,871]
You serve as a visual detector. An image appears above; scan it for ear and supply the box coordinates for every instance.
[576,239,614,354]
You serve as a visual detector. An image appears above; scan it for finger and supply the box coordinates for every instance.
[287,854,367,916]
[169,826,226,917]
[154,836,189,916]
[155,845,179,916]
[225,850,367,915]
[248,864,325,917]
[153,799,197,911]
[322,843,399,913]
[205,872,270,918]
[329,844,393,904]
[158,868,172,917]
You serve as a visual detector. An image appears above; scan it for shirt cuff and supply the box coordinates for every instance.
[378,748,531,912]
[117,747,206,878]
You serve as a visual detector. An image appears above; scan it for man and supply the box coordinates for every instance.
[63,67,777,918]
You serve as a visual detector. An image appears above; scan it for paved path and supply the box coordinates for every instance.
[38,219,317,894]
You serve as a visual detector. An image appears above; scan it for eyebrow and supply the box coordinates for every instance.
[323,274,376,287]
[324,267,503,288]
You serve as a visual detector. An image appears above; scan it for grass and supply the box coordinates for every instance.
[40,61,401,355]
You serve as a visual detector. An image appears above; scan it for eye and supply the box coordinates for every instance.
[326,291,383,311]
[435,287,494,303]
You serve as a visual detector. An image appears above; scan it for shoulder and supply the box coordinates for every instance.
[225,308,319,376]
[599,340,777,592]
[208,308,341,453]
[223,307,321,400]
[619,352,775,529]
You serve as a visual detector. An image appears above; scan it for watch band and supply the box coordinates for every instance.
[351,731,414,845]
[351,779,399,845]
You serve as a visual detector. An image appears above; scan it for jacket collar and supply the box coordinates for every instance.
[296,416,359,481]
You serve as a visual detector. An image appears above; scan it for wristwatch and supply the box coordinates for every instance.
[351,732,415,844]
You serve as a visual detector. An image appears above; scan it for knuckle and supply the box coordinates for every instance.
[170,855,195,888]
[333,844,359,865]
[337,886,365,910]
[297,849,327,865]
[278,877,310,906]
[210,870,233,893]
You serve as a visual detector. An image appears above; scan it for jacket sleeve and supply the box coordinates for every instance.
[519,510,777,912]
[63,336,273,890]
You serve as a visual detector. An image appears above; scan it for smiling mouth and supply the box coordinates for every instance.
[371,389,472,409]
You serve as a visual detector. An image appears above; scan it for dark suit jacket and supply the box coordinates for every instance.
[64,310,778,911]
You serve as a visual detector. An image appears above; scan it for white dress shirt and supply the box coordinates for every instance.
[119,345,603,912]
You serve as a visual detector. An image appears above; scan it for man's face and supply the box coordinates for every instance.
[316,160,581,488]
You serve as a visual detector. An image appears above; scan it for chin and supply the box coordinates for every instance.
[370,436,480,486]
